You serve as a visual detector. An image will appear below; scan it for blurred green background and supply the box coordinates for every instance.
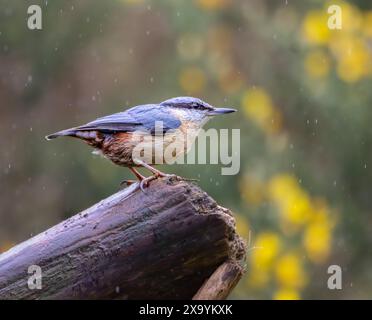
[1,0,372,299]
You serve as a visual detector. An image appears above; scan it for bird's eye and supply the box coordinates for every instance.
[196,103,212,111]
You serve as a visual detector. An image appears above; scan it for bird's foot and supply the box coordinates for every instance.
[153,171,199,182]
[137,173,186,193]
[121,174,198,192]
[139,175,158,192]
[153,172,200,185]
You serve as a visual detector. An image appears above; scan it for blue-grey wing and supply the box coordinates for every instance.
[128,104,181,134]
[74,111,142,132]
[75,104,181,134]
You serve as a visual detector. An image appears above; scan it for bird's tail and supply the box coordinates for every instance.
[45,128,77,140]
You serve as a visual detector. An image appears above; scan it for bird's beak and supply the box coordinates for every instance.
[207,107,237,116]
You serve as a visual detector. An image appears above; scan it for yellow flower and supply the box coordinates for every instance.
[274,288,300,300]
[362,11,372,38]
[326,1,362,33]
[195,0,231,11]
[304,222,331,264]
[268,174,297,203]
[304,202,334,264]
[250,232,281,270]
[304,49,331,79]
[310,200,335,225]
[275,253,307,289]
[329,31,372,82]
[285,191,312,226]
[248,231,279,289]
[329,33,352,59]
[242,87,282,135]
[335,37,371,82]
[179,66,207,95]
[302,10,331,45]
[268,174,312,231]
[234,214,250,240]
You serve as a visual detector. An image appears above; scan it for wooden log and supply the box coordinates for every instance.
[0,177,246,300]
[193,261,244,300]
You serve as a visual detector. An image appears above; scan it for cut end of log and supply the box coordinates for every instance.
[0,176,247,300]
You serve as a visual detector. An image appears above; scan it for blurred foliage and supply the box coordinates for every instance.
[1,0,372,299]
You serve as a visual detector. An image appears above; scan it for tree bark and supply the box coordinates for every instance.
[0,177,246,300]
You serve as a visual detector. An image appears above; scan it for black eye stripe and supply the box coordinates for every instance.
[166,103,212,111]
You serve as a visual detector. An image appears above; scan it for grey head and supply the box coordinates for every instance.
[159,96,236,125]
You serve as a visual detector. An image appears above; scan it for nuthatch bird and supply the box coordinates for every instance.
[46,96,236,190]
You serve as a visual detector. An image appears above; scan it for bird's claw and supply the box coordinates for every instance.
[138,173,182,193]
[158,173,199,183]
[139,175,158,193]
[122,172,199,194]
